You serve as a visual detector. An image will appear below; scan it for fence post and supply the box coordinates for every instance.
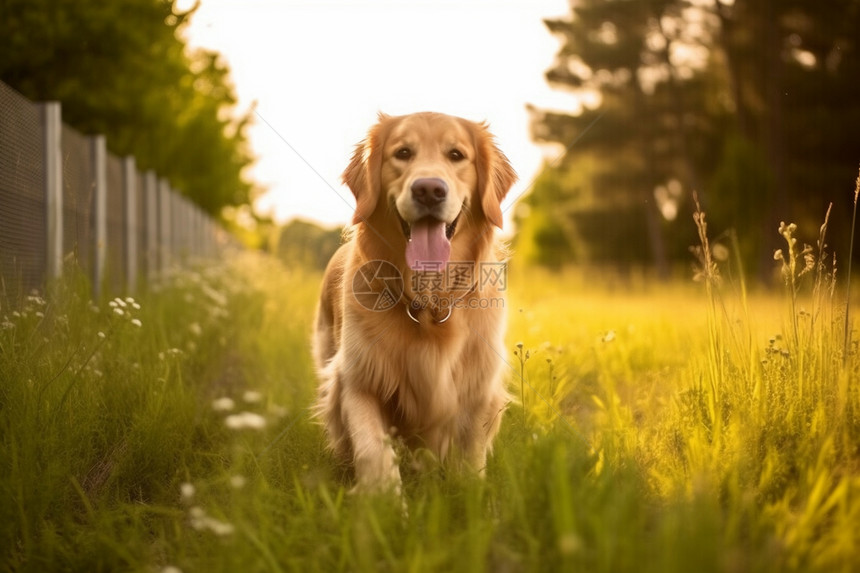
[123,156,137,292]
[158,179,171,271]
[92,135,107,298]
[172,192,182,262]
[145,171,158,280]
[42,102,63,282]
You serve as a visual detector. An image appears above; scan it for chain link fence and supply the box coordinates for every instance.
[0,80,234,305]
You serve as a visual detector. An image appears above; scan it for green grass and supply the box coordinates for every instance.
[2,217,860,572]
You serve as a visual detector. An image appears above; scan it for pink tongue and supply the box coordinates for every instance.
[406,219,450,271]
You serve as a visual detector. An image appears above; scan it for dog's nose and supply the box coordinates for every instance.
[411,178,448,207]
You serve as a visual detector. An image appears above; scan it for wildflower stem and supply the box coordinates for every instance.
[844,166,860,363]
[515,343,526,423]
[519,355,526,423]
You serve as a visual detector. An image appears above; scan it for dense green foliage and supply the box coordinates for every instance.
[274,219,342,271]
[2,206,860,570]
[0,0,254,215]
[525,0,860,276]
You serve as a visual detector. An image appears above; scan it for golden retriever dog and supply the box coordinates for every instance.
[312,112,517,492]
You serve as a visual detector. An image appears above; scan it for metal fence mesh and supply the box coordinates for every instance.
[61,124,94,274]
[0,82,46,304]
[0,80,236,304]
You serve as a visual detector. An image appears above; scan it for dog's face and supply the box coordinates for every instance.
[343,112,517,270]
[382,113,476,234]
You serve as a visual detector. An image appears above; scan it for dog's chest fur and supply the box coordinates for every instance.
[345,305,499,435]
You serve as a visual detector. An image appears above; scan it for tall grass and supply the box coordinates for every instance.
[2,198,860,571]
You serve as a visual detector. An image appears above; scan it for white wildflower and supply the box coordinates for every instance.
[242,390,262,404]
[97,331,106,339]
[180,482,195,502]
[211,397,235,412]
[189,506,205,519]
[26,294,46,306]
[161,566,183,573]
[189,506,207,530]
[188,322,202,337]
[225,412,266,430]
[130,318,142,328]
[113,308,124,316]
[205,517,235,536]
[229,475,247,489]
[187,506,235,536]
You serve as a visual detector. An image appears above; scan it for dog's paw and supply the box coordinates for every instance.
[351,453,402,495]
[349,481,402,499]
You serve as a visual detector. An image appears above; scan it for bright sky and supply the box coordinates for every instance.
[178,0,575,229]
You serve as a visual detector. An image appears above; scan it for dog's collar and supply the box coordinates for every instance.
[406,301,452,324]
[402,280,477,325]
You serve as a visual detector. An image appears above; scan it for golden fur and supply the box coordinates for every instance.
[312,112,517,491]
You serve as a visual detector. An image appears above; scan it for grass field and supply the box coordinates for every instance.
[2,216,860,572]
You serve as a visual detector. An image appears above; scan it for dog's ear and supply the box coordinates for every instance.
[475,122,517,229]
[343,114,390,225]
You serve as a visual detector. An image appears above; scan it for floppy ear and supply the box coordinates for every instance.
[475,123,517,229]
[343,114,389,225]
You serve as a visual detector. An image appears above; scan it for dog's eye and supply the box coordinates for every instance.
[448,149,465,162]
[394,147,413,160]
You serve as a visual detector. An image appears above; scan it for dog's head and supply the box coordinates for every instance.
[343,112,517,270]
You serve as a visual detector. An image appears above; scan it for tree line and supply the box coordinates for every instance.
[0,0,254,216]
[523,0,860,279]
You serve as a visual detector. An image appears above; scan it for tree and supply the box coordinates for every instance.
[527,0,724,275]
[528,0,860,278]
[274,220,342,270]
[0,0,254,216]
[713,0,860,274]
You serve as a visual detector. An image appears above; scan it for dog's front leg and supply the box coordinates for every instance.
[341,387,401,493]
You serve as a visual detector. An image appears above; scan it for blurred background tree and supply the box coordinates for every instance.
[525,0,860,280]
[0,0,255,216]
[272,220,342,270]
